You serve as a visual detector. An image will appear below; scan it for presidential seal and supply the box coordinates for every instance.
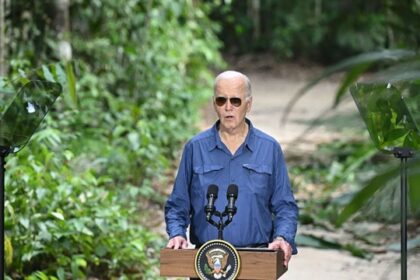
[194,240,240,280]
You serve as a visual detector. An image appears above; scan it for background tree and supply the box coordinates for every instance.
[0,0,10,75]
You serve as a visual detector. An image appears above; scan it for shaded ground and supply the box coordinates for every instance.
[160,55,420,279]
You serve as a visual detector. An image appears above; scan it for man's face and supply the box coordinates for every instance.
[213,77,252,131]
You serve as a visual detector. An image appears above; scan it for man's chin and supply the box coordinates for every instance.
[222,117,237,124]
[220,122,237,131]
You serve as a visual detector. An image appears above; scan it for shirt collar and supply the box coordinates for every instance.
[209,118,255,152]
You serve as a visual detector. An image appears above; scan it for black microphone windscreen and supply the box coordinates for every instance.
[207,184,219,198]
[227,184,238,198]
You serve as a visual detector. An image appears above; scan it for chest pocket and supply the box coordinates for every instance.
[242,163,272,194]
[192,164,224,193]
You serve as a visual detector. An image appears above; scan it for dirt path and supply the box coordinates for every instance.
[199,58,420,279]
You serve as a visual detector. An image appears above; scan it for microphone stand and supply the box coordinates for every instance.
[206,208,235,240]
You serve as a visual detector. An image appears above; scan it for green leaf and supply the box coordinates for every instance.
[42,65,55,83]
[65,61,77,106]
[335,164,399,227]
[342,244,372,259]
[19,218,30,229]
[370,60,420,83]
[5,235,13,266]
[336,157,420,227]
[51,212,65,221]
[56,268,65,280]
[408,160,420,214]
[296,234,370,258]
[333,63,371,107]
[282,49,417,124]
[94,218,108,233]
[22,250,41,262]
[28,271,50,280]
[296,234,341,249]
[385,129,409,142]
[94,244,108,257]
[75,257,87,268]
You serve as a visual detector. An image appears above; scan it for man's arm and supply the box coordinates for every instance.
[164,143,193,247]
[270,143,299,263]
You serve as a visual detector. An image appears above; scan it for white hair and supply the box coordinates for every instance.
[214,70,252,98]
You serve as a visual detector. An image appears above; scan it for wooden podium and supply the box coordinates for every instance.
[160,248,287,279]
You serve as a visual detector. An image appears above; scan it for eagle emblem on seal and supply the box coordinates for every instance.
[205,248,232,279]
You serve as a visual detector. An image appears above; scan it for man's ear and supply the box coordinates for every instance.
[246,97,253,113]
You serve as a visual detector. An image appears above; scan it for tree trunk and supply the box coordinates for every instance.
[314,0,322,21]
[248,0,261,41]
[54,0,72,60]
[0,0,6,75]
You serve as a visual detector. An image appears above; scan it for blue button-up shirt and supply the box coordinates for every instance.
[165,119,298,253]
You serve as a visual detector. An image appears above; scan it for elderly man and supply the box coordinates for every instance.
[165,70,298,268]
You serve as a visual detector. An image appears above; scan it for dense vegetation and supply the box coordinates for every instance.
[1,0,420,278]
[212,0,420,63]
[1,0,222,278]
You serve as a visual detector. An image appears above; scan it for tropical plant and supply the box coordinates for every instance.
[282,49,420,226]
[2,0,224,278]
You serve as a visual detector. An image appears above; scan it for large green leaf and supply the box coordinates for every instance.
[65,62,77,106]
[333,63,371,107]
[35,62,78,107]
[409,165,420,216]
[281,49,418,124]
[370,60,420,83]
[296,234,341,249]
[336,157,420,227]
[296,234,370,258]
[0,78,16,114]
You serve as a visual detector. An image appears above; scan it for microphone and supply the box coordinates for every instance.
[205,184,219,221]
[226,184,238,220]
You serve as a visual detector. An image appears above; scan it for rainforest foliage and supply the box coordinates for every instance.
[1,0,420,278]
[1,0,222,278]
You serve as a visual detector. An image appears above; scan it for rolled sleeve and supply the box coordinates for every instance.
[165,143,193,239]
[271,144,299,254]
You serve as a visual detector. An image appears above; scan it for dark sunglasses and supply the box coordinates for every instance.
[214,96,243,107]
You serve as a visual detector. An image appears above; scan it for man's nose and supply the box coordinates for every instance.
[225,99,234,111]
